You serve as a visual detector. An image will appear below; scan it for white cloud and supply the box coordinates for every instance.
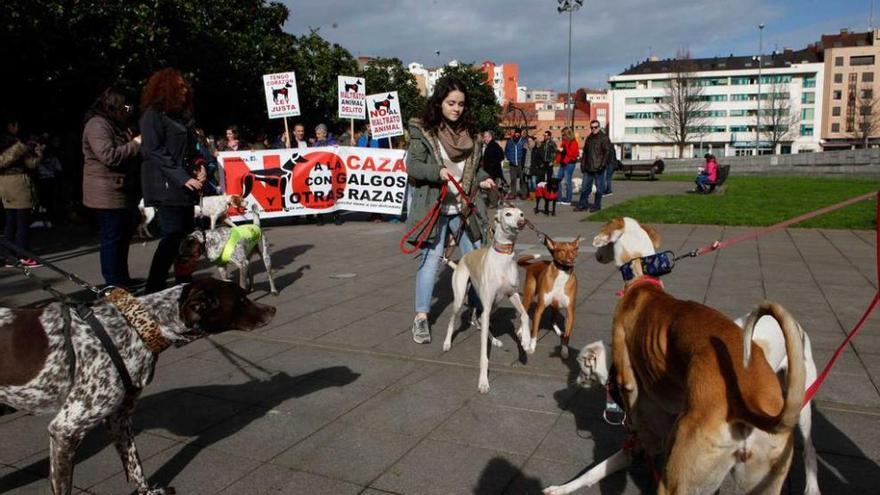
[281,0,860,90]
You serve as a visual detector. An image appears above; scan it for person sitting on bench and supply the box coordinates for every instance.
[695,153,718,192]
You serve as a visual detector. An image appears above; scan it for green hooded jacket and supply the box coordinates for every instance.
[404,119,490,247]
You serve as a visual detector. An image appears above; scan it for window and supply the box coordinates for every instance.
[651,80,670,88]
[802,92,816,104]
[611,81,637,89]
[851,55,875,66]
[835,56,844,66]
[800,125,814,136]
[834,73,843,83]
[731,76,755,85]
[850,72,858,83]
[831,123,840,132]
[863,72,875,82]
[693,110,727,118]
[801,108,814,120]
[803,76,816,88]
[863,89,874,99]
[861,105,873,116]
[729,125,750,132]
[832,90,842,100]
[832,106,841,116]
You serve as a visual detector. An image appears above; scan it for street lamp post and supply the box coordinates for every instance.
[755,23,764,156]
[558,0,584,133]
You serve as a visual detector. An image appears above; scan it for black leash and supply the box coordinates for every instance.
[1,239,139,396]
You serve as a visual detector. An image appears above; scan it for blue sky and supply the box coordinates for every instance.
[282,0,869,91]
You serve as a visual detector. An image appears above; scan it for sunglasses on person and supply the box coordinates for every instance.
[590,125,600,129]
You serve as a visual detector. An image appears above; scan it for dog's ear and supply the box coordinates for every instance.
[543,235,556,250]
[179,284,221,327]
[592,218,626,247]
[573,235,582,248]
[641,223,662,249]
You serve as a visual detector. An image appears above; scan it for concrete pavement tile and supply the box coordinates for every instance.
[146,352,265,395]
[217,464,363,494]
[810,348,870,376]
[191,407,330,462]
[801,451,880,494]
[429,401,557,456]
[132,391,251,441]
[338,386,464,437]
[506,456,648,495]
[270,422,420,486]
[261,305,374,340]
[0,464,45,495]
[372,439,527,495]
[317,311,412,348]
[0,414,51,465]
[187,336,295,366]
[812,407,880,461]
[530,412,625,467]
[812,373,880,408]
[471,372,575,413]
[90,442,261,495]
[367,326,455,358]
[257,346,420,389]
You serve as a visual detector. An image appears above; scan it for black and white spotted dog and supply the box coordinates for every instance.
[0,278,276,495]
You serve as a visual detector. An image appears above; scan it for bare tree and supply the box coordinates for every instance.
[852,86,880,148]
[761,82,800,152]
[656,50,708,158]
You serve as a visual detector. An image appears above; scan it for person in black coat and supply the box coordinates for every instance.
[139,68,205,294]
[480,130,504,183]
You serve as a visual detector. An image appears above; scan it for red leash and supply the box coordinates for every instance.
[399,176,473,255]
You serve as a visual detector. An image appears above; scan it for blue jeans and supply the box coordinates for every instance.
[415,214,480,313]
[3,208,32,253]
[604,162,615,193]
[577,171,605,210]
[556,162,576,202]
[94,208,138,286]
[695,174,710,190]
[146,205,195,294]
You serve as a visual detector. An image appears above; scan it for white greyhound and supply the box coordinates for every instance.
[443,205,533,394]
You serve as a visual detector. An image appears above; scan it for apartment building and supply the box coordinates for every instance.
[480,61,519,104]
[819,29,880,149]
[608,49,824,159]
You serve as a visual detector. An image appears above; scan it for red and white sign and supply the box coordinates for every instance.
[218,147,407,218]
[338,75,366,119]
[366,91,404,140]
[263,71,301,119]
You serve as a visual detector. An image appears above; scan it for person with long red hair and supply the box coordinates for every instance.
[139,68,205,294]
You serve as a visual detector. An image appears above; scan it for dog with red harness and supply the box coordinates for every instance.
[534,178,560,216]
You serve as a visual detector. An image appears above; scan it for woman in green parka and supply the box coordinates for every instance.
[405,76,496,344]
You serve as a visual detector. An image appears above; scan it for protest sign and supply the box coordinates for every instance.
[366,91,404,140]
[219,147,407,219]
[263,71,301,119]
[337,76,366,119]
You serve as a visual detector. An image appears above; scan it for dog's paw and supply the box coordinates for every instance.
[527,340,537,354]
[552,324,563,336]
[490,336,503,348]
[442,340,452,352]
[478,380,490,394]
[543,486,567,495]
[560,346,569,359]
[271,290,280,296]
[140,486,175,495]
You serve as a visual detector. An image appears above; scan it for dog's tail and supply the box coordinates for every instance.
[516,254,541,267]
[741,301,806,433]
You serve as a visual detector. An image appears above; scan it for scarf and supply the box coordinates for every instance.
[436,123,474,163]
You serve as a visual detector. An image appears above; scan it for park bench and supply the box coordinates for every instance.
[617,162,658,181]
[699,164,731,194]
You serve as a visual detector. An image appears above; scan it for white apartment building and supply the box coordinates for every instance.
[407,60,460,97]
[608,48,824,159]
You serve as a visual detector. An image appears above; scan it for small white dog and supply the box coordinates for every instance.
[443,205,533,394]
[137,199,156,239]
[547,314,820,495]
[200,194,245,230]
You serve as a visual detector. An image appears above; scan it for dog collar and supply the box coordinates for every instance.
[553,259,574,272]
[493,242,515,255]
[619,251,676,282]
[104,288,171,353]
[616,276,665,298]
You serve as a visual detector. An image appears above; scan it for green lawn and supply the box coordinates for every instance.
[590,176,879,230]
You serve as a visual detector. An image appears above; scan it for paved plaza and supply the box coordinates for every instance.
[1,181,878,494]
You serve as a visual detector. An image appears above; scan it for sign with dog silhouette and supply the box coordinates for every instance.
[337,76,366,119]
[366,91,404,139]
[262,71,301,118]
[218,147,407,219]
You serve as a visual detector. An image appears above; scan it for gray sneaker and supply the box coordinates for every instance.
[412,317,431,344]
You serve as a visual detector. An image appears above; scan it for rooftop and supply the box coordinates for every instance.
[619,46,821,76]
[820,29,875,49]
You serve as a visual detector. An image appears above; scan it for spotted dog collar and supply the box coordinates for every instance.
[104,288,171,354]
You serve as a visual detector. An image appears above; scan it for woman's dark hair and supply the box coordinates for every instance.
[87,87,128,124]
[421,76,476,133]
[140,67,193,117]
[226,125,240,140]
[705,153,716,161]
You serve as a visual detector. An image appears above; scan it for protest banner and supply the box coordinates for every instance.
[263,71,301,119]
[366,91,404,140]
[219,147,407,219]
[337,76,366,119]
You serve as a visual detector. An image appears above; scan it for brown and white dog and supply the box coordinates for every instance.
[572,217,806,494]
[0,279,276,494]
[518,235,580,357]
[200,193,245,230]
